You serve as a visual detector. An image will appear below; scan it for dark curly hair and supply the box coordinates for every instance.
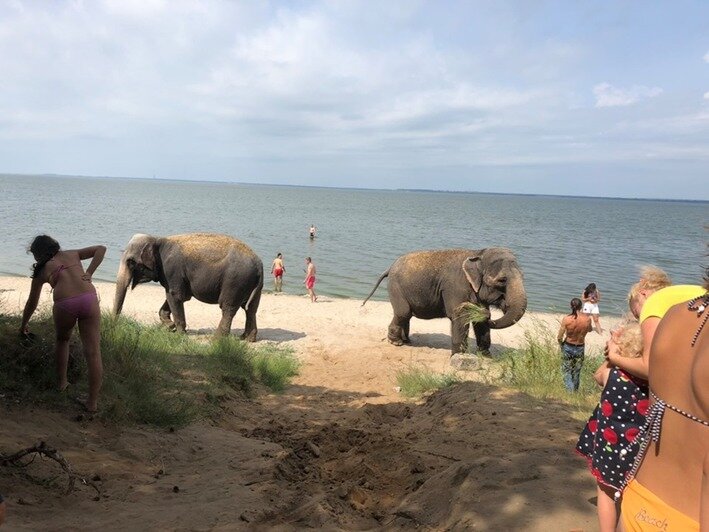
[28,235,60,279]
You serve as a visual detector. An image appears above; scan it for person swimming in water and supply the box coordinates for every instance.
[309,224,317,239]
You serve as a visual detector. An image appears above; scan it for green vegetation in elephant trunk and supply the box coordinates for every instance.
[362,248,527,355]
[114,233,263,340]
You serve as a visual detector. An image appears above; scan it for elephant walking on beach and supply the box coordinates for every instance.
[114,233,263,340]
[362,248,527,354]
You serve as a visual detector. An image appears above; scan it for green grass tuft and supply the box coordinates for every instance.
[492,320,602,418]
[395,366,462,398]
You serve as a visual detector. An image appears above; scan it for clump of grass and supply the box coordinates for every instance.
[251,346,301,392]
[0,308,76,402]
[0,310,299,428]
[454,303,490,324]
[396,366,462,398]
[493,320,601,418]
[99,315,199,426]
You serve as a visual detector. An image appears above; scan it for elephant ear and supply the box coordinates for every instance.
[462,256,482,293]
[140,242,156,270]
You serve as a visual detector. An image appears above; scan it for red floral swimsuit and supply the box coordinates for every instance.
[576,367,649,492]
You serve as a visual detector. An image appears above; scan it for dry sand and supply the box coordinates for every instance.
[1,276,620,530]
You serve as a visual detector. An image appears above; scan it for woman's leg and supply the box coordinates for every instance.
[78,300,103,412]
[597,483,619,532]
[53,306,77,391]
[594,315,603,333]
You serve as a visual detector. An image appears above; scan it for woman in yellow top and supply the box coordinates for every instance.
[619,271,708,531]
[607,267,705,380]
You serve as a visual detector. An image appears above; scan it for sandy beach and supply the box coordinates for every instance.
[1,275,620,530]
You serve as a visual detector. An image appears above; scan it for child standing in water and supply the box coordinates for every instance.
[20,235,106,413]
[582,282,603,333]
[576,320,648,532]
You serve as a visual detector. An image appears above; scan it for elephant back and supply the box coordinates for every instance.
[166,233,258,263]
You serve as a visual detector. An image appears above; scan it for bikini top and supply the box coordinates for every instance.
[617,390,708,499]
[48,263,81,288]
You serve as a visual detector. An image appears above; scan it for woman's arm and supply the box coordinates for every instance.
[20,276,45,333]
[593,360,612,387]
[76,245,106,278]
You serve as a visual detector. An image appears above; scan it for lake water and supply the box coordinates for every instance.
[1,174,706,316]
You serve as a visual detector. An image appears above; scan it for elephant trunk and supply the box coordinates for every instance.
[489,273,527,329]
[113,261,131,315]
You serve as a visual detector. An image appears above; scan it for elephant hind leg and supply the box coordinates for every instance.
[388,314,411,346]
[216,305,238,338]
[240,306,258,342]
[240,289,260,342]
[402,320,411,344]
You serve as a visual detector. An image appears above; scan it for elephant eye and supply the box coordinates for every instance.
[127,258,136,267]
[496,276,507,286]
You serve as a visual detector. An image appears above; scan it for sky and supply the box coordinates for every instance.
[0,0,707,199]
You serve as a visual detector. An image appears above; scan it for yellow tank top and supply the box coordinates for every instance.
[639,285,706,323]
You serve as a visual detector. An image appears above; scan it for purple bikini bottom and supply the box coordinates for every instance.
[54,292,98,320]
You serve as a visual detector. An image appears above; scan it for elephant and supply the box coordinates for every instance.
[362,248,527,354]
[113,233,263,340]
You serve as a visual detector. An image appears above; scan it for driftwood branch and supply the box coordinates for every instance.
[0,441,101,496]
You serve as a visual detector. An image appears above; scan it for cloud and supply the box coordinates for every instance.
[705,50,709,63]
[705,91,709,100]
[0,1,707,197]
[593,83,663,108]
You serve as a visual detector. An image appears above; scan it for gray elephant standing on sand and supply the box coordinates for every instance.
[362,248,527,354]
[114,233,263,340]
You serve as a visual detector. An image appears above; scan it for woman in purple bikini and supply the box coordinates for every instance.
[20,235,106,413]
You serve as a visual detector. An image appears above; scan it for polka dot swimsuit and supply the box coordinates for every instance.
[576,368,649,492]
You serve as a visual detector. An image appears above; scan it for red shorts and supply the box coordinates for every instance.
[273,268,283,278]
[305,276,315,289]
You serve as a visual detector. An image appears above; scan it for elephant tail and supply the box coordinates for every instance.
[245,267,263,311]
[245,285,260,311]
[361,269,389,306]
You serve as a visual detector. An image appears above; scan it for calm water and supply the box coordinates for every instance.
[1,174,706,315]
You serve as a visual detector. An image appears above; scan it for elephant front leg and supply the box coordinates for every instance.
[388,316,409,346]
[166,292,187,333]
[215,305,237,338]
[450,319,470,355]
[158,299,175,330]
[472,321,491,355]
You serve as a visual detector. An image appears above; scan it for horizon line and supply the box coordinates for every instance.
[1,171,707,204]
